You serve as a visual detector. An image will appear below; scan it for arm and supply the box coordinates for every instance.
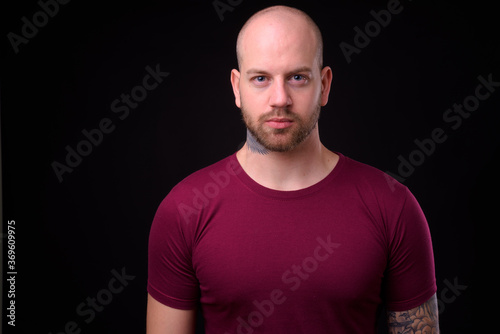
[387,293,440,334]
[146,294,196,334]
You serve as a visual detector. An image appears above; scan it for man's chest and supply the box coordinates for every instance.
[192,200,388,307]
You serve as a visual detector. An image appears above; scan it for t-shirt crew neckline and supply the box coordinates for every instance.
[229,151,346,200]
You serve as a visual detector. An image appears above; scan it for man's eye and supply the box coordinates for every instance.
[252,76,268,86]
[292,75,305,81]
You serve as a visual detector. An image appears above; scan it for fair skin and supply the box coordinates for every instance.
[147,6,439,333]
[146,294,195,334]
[231,9,337,191]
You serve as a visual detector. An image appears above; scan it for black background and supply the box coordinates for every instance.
[1,0,497,333]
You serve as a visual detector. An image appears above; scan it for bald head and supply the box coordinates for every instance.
[236,6,323,70]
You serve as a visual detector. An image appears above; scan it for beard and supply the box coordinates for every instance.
[241,100,321,153]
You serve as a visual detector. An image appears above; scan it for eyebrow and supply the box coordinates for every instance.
[245,66,313,76]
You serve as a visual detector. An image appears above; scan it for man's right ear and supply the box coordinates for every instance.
[230,69,241,108]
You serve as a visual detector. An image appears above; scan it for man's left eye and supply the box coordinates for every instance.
[291,75,305,81]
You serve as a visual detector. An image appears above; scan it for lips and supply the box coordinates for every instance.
[265,117,294,129]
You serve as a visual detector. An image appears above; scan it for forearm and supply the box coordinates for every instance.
[387,293,440,334]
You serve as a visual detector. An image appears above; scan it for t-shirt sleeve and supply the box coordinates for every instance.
[147,191,200,310]
[385,187,437,311]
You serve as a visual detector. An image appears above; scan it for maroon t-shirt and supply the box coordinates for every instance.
[148,152,436,333]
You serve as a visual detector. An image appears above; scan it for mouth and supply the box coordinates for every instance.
[265,117,294,129]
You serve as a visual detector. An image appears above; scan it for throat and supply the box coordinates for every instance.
[246,129,270,155]
[237,129,339,191]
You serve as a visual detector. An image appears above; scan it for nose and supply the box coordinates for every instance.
[269,79,292,108]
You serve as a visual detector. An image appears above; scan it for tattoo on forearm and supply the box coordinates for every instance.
[246,129,269,155]
[387,293,440,334]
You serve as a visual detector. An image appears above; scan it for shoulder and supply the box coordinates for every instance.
[340,154,407,196]
[337,154,414,221]
[170,154,242,197]
[155,154,242,217]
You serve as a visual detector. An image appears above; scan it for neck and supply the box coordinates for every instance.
[236,127,338,191]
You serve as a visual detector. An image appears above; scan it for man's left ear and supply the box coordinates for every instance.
[320,66,333,107]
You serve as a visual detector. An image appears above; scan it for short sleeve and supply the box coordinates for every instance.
[147,192,200,310]
[385,187,437,311]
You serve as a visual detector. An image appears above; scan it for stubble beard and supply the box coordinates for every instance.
[241,100,321,153]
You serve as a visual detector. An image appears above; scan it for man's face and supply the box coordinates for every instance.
[231,15,331,152]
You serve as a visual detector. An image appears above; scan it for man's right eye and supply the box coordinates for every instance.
[252,76,267,83]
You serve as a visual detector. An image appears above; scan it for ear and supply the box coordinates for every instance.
[230,69,241,108]
[319,66,333,107]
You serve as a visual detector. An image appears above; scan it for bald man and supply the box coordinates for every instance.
[147,6,439,334]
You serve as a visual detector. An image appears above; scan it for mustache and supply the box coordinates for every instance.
[258,108,299,122]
